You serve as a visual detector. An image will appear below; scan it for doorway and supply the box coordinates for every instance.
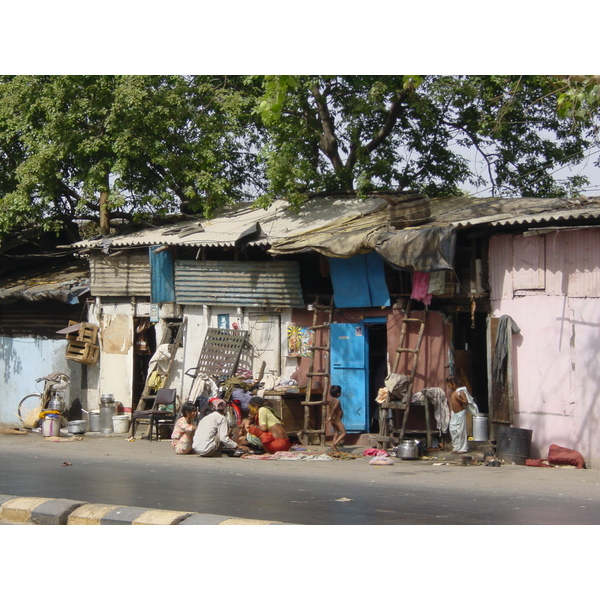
[330,317,388,434]
[453,311,488,413]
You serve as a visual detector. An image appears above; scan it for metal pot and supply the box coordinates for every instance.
[67,420,87,434]
[48,397,65,412]
[396,439,420,460]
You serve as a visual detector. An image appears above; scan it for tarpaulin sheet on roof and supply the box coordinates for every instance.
[268,208,389,258]
[375,227,456,272]
[0,264,90,305]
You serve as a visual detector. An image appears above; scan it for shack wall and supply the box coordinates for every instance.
[489,230,600,468]
[0,335,84,426]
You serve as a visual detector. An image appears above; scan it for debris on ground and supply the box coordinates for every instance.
[368,456,394,466]
[0,426,28,435]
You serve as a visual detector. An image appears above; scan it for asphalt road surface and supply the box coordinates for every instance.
[2,431,600,525]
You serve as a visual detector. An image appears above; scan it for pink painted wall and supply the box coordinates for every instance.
[490,230,600,468]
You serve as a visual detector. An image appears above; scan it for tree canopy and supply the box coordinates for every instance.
[0,75,262,239]
[0,74,597,241]
[255,75,597,206]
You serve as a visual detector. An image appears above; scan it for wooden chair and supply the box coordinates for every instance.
[131,388,178,441]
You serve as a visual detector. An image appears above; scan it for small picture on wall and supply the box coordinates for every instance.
[287,324,312,357]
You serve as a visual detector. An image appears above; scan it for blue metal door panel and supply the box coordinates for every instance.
[330,322,368,432]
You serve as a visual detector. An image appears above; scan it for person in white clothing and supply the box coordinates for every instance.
[192,399,249,457]
[445,375,478,454]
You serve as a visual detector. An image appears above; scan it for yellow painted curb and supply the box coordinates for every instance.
[67,503,117,525]
[132,509,192,525]
[0,497,53,523]
[219,518,282,525]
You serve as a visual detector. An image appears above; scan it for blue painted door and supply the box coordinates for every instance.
[330,322,368,432]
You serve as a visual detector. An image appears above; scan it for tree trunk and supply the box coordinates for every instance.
[99,190,110,235]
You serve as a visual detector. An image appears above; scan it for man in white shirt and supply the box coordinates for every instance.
[192,398,249,457]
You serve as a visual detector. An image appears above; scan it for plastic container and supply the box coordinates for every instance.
[42,415,61,437]
[112,415,130,434]
[472,414,489,441]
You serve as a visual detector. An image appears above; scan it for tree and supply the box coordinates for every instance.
[254,75,596,205]
[1,75,596,243]
[0,75,263,239]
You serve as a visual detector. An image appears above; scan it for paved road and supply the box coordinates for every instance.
[1,431,600,525]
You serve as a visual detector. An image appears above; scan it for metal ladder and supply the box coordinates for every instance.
[298,298,333,446]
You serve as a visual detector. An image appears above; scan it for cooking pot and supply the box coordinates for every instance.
[396,439,420,460]
[67,420,87,434]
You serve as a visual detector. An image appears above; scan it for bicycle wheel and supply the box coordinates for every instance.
[18,393,43,428]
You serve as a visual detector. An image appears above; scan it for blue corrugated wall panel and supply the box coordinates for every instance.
[329,252,390,308]
[150,246,175,303]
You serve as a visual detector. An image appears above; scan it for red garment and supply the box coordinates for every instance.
[548,444,586,469]
[248,425,291,453]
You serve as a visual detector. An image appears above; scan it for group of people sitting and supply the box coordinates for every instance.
[170,394,291,457]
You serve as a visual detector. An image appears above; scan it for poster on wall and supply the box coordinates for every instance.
[286,324,312,357]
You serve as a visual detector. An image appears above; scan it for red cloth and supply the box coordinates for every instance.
[248,425,291,454]
[526,459,550,467]
[547,444,586,469]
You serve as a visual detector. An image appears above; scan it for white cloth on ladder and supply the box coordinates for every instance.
[411,387,450,434]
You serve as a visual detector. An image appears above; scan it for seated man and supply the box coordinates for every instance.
[192,398,250,457]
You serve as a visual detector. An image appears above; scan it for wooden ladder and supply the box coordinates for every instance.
[298,298,333,447]
[378,300,430,446]
[133,318,186,413]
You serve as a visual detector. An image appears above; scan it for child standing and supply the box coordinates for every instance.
[327,385,346,453]
[445,375,478,454]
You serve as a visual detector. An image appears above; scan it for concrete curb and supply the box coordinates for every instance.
[0,494,290,525]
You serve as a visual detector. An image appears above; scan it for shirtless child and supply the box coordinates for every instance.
[446,375,474,454]
[327,385,346,453]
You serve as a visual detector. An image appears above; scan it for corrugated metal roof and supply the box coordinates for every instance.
[68,194,600,253]
[428,195,600,229]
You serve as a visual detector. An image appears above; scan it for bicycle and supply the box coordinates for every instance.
[17,372,71,429]
[184,368,246,429]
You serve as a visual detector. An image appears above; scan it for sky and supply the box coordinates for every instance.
[2,2,598,197]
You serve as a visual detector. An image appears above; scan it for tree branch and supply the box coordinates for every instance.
[310,83,345,172]
[363,88,412,155]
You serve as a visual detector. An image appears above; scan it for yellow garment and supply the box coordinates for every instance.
[147,371,164,390]
[258,406,283,429]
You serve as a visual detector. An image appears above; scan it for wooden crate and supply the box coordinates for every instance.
[66,340,100,365]
[66,321,99,345]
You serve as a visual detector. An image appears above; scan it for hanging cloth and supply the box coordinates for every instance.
[493,315,521,382]
[411,272,432,305]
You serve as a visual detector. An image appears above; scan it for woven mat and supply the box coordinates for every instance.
[242,451,335,461]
